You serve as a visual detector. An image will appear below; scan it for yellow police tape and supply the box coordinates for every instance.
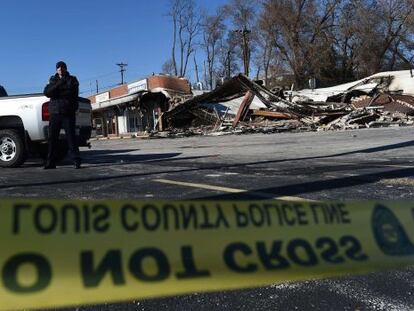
[0,198,413,310]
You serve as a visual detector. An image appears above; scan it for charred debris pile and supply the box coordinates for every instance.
[154,74,414,138]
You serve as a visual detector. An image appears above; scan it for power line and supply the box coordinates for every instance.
[80,79,133,96]
[79,71,119,83]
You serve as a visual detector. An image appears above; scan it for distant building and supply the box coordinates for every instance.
[88,75,191,137]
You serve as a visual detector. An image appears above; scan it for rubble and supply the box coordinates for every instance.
[152,71,414,138]
[351,94,414,115]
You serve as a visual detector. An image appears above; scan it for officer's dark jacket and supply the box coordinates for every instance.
[0,85,7,97]
[43,73,79,114]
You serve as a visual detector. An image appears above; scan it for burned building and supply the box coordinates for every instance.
[89,75,192,137]
[158,71,414,136]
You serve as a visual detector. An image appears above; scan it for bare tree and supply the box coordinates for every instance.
[217,31,240,80]
[330,0,359,82]
[201,9,226,89]
[193,54,200,83]
[260,0,341,87]
[256,14,278,86]
[351,0,414,75]
[223,0,258,77]
[164,0,414,88]
[162,59,176,75]
[252,34,273,84]
[167,0,201,77]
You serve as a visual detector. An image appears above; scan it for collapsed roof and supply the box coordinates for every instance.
[291,70,414,103]
[162,74,336,129]
[156,71,414,136]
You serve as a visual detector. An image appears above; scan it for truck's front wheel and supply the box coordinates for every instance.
[0,129,26,167]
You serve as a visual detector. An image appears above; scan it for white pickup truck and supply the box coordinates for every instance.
[0,86,92,167]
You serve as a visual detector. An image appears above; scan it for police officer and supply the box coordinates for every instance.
[0,85,7,97]
[43,61,81,169]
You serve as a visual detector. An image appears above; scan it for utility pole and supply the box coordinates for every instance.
[96,80,99,94]
[116,63,128,85]
[233,27,251,77]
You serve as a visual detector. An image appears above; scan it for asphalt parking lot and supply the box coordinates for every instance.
[2,127,414,310]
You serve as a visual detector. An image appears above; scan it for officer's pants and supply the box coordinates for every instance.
[47,113,80,164]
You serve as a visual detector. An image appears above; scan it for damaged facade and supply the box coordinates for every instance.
[89,70,414,138]
[89,75,192,137]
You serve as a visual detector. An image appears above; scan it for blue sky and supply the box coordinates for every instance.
[0,0,228,95]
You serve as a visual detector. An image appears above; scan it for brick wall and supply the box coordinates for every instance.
[148,75,191,94]
[88,84,128,103]
[110,85,128,98]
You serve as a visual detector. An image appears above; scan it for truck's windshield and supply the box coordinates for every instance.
[0,85,7,97]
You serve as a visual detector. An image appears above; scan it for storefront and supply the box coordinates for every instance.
[89,75,191,137]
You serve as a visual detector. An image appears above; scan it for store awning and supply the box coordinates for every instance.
[92,93,140,111]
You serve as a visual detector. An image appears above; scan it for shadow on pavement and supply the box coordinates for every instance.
[200,167,414,200]
[24,139,414,169]
[81,149,140,156]
[2,139,414,192]
[147,139,414,171]
[347,139,414,154]
[229,139,414,167]
[82,152,182,165]
[2,161,414,198]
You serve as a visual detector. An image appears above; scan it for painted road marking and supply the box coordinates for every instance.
[153,179,317,202]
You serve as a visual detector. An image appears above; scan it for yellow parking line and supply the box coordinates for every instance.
[153,179,317,202]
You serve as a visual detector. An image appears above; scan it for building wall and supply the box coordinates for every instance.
[110,85,128,99]
[89,75,191,104]
[89,85,128,104]
[148,75,191,94]
[88,75,191,136]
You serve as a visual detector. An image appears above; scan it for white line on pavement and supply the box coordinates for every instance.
[153,179,317,202]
